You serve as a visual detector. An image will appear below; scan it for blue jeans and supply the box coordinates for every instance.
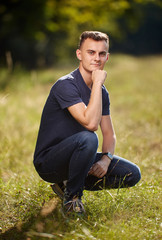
[34,131,141,198]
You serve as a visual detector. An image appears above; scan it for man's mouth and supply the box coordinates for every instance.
[91,64,101,67]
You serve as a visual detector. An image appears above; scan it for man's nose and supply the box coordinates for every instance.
[95,53,100,61]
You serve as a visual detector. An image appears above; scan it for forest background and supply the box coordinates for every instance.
[0,0,162,69]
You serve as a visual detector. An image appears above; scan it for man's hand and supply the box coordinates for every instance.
[92,70,107,86]
[88,155,111,178]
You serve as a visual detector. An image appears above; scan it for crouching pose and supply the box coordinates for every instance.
[33,31,141,215]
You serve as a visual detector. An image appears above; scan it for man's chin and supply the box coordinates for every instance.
[91,66,102,71]
[84,66,102,73]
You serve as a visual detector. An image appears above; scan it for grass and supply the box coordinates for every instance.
[0,54,162,240]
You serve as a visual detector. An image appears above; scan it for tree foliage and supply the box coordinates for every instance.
[0,0,162,68]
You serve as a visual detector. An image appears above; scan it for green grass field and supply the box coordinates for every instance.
[0,54,162,240]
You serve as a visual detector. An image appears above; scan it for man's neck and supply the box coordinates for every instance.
[79,66,93,89]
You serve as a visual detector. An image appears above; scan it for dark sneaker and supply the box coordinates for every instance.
[51,183,65,200]
[63,197,85,215]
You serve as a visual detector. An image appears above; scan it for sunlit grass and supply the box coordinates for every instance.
[0,54,162,239]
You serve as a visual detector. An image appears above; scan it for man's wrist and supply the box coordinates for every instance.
[92,81,103,88]
[102,152,113,161]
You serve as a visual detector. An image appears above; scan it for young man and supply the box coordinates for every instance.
[33,31,141,215]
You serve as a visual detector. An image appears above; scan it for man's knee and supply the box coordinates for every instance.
[77,131,98,152]
[129,165,141,187]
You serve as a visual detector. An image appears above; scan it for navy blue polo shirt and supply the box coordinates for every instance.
[34,68,110,162]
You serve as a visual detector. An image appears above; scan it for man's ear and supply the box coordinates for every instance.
[106,53,109,61]
[76,49,82,61]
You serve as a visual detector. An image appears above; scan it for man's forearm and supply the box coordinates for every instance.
[84,70,107,131]
[102,134,116,155]
[84,81,103,130]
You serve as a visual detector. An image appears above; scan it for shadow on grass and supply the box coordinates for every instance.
[0,219,34,240]
[0,197,67,240]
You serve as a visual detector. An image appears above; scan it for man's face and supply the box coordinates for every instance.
[76,38,109,73]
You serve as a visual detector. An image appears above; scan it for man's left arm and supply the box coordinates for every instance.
[88,115,116,178]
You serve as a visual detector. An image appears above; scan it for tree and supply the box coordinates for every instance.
[0,0,162,68]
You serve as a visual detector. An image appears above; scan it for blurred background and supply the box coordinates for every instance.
[0,0,162,70]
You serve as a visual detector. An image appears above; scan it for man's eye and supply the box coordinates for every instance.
[100,52,106,57]
[88,51,94,55]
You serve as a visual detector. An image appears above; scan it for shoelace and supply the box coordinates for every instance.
[64,198,85,213]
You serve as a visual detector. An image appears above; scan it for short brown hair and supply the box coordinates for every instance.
[78,31,109,50]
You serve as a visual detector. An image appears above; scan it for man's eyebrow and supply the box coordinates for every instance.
[87,49,95,52]
[100,50,107,53]
[86,49,107,53]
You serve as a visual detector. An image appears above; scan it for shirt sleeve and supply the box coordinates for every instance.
[52,79,83,109]
[102,86,110,115]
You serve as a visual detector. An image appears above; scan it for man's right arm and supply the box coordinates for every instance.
[68,70,107,131]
